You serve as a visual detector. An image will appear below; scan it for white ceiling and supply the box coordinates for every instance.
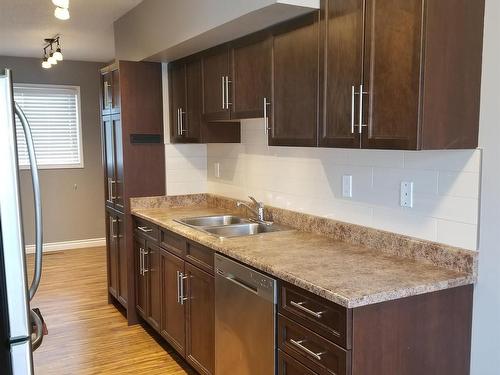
[0,0,143,62]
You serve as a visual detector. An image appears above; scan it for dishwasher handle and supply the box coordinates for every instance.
[223,273,259,295]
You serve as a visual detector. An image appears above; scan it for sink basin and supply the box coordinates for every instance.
[175,215,250,227]
[203,222,289,238]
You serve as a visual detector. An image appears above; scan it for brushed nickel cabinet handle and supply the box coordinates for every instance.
[179,107,187,134]
[358,84,368,134]
[225,76,232,109]
[221,76,226,109]
[142,250,149,274]
[351,85,356,134]
[289,339,325,361]
[138,226,153,233]
[179,272,188,305]
[290,300,325,318]
[139,247,144,276]
[263,97,271,135]
[110,217,118,239]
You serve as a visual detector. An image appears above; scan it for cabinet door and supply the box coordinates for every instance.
[146,242,161,332]
[320,0,364,148]
[107,213,118,298]
[270,12,320,147]
[278,350,317,375]
[112,115,124,212]
[362,0,422,149]
[111,67,120,113]
[135,237,147,319]
[185,263,215,375]
[103,116,115,209]
[160,250,186,356]
[169,62,187,142]
[202,48,230,121]
[101,71,112,115]
[230,35,272,120]
[185,59,202,142]
[116,213,127,306]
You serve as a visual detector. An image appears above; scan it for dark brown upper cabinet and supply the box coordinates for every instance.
[202,46,231,121]
[103,114,124,212]
[101,63,120,115]
[169,58,202,143]
[269,12,320,147]
[320,0,364,148]
[230,33,272,120]
[321,0,484,150]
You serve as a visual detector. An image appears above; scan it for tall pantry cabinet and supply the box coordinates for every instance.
[100,61,165,324]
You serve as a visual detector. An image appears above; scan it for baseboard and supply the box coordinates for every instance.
[25,237,106,254]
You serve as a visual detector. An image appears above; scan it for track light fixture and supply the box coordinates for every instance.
[41,36,64,69]
[53,0,70,20]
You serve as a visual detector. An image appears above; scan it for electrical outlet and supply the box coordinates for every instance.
[214,162,220,178]
[342,175,353,198]
[400,181,414,208]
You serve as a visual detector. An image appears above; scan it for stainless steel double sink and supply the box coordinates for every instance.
[174,215,291,238]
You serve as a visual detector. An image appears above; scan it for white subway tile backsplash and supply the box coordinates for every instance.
[165,144,207,197]
[438,171,480,198]
[436,220,478,250]
[178,120,481,250]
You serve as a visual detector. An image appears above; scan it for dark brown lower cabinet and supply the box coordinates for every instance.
[146,242,161,331]
[278,349,317,375]
[134,236,147,318]
[185,263,215,375]
[160,249,186,355]
[107,208,127,308]
[134,235,161,332]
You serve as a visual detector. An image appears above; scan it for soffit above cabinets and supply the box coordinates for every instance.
[113,0,319,62]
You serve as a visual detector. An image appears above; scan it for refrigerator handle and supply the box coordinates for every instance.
[30,309,43,351]
[14,102,43,300]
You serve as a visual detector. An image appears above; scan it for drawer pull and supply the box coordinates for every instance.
[138,226,153,233]
[290,301,325,318]
[289,339,325,361]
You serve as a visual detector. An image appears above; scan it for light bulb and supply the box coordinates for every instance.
[54,6,70,20]
[42,59,51,69]
[53,48,63,61]
[52,0,69,8]
[48,54,58,65]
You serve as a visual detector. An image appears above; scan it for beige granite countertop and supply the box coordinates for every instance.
[132,206,474,308]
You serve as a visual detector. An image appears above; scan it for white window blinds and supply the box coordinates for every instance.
[13,84,83,169]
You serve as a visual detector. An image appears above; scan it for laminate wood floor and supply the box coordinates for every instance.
[27,246,195,375]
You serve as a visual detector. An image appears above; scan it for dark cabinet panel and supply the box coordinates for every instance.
[320,0,364,148]
[278,349,318,375]
[185,262,215,375]
[270,13,320,147]
[101,71,112,115]
[147,242,161,332]
[107,213,118,299]
[116,214,127,307]
[160,249,186,355]
[169,62,187,142]
[202,47,231,121]
[111,67,120,113]
[103,116,115,209]
[112,115,124,211]
[185,59,203,141]
[230,35,272,120]
[362,0,422,150]
[135,236,147,318]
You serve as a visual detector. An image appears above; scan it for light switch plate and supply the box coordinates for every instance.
[400,181,414,208]
[342,175,353,198]
[214,162,220,178]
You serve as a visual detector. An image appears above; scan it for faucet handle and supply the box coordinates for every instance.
[248,196,263,207]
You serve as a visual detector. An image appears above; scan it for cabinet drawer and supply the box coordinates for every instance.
[134,217,159,243]
[278,349,318,375]
[278,314,351,375]
[279,282,351,348]
[186,240,214,274]
[160,228,186,258]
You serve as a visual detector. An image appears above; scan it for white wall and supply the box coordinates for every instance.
[207,120,481,250]
[470,0,500,372]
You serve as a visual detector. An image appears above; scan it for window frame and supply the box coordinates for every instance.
[14,83,85,170]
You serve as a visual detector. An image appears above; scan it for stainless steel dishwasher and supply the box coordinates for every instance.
[215,254,277,375]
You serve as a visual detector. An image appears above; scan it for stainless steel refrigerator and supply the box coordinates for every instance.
[0,68,45,374]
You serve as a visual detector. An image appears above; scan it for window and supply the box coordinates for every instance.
[14,84,83,169]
